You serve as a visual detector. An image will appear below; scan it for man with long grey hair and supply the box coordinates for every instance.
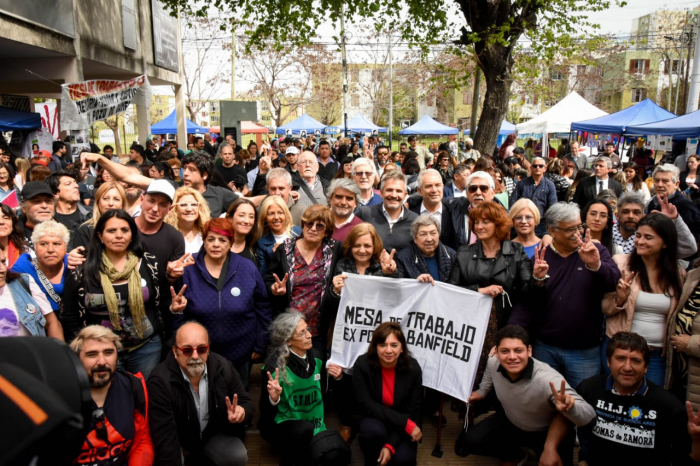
[510,202,620,389]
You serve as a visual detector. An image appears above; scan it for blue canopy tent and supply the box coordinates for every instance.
[275,114,326,135]
[150,110,208,135]
[0,107,41,132]
[338,114,387,133]
[626,108,700,139]
[399,115,458,135]
[571,99,676,134]
[465,120,515,146]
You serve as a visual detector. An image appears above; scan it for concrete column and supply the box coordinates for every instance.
[175,84,187,149]
[136,103,150,145]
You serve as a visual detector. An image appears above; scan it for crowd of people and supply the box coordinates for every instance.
[5,130,700,466]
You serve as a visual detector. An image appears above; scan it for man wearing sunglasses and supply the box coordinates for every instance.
[70,325,154,465]
[148,321,253,466]
[352,158,382,207]
[510,157,558,236]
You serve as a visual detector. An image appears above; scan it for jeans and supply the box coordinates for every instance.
[118,335,162,379]
[601,335,666,386]
[533,340,600,389]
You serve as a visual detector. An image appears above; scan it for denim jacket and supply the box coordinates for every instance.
[9,274,45,337]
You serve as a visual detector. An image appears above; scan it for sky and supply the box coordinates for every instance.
[172,0,699,100]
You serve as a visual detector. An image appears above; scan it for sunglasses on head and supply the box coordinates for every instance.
[468,184,490,193]
[175,345,209,357]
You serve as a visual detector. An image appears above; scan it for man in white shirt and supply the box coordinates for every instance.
[407,135,433,170]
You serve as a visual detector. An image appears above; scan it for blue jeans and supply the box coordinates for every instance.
[118,335,162,379]
[601,335,666,386]
[533,340,601,389]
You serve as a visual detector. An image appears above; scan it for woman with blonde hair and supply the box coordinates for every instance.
[164,186,211,254]
[255,195,301,276]
[509,198,542,259]
[14,157,30,190]
[73,181,127,251]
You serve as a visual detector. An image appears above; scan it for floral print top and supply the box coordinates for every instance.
[290,247,325,336]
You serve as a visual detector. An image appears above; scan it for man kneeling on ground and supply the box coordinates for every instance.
[456,325,596,465]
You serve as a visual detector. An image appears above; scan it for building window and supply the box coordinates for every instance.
[463,91,473,105]
[155,96,162,104]
[350,69,360,83]
[211,115,219,122]
[550,68,563,80]
[629,59,650,75]
[631,88,647,103]
[261,101,269,111]
[211,102,219,112]
[156,109,163,117]
[351,94,360,107]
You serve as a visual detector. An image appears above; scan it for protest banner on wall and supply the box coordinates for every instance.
[60,76,152,130]
[327,274,492,403]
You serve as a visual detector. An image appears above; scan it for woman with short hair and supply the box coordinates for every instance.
[259,312,349,466]
[12,220,69,313]
[509,199,542,259]
[265,205,341,350]
[396,215,455,284]
[353,322,422,466]
[164,186,211,255]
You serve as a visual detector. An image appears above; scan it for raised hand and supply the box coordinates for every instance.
[267,369,282,402]
[271,273,289,296]
[332,274,347,295]
[533,243,549,280]
[80,152,101,168]
[687,401,700,440]
[615,270,635,306]
[226,394,246,423]
[167,253,195,280]
[169,285,188,313]
[550,380,575,412]
[653,194,679,220]
[380,249,397,275]
[576,228,601,270]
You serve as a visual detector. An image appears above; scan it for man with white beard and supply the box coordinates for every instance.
[147,322,253,466]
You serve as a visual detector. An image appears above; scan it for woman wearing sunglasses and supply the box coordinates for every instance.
[175,218,272,389]
[265,205,342,354]
[164,186,211,255]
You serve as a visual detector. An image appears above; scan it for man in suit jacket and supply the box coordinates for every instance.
[572,156,622,209]
[409,169,456,249]
[356,171,418,252]
[443,164,470,198]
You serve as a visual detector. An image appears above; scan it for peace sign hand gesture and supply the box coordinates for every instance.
[380,249,397,275]
[169,285,188,313]
[167,253,195,280]
[575,228,601,271]
[533,243,549,280]
[271,273,288,296]
[550,380,575,412]
[226,394,246,423]
[652,193,678,220]
[267,369,283,402]
[615,270,635,306]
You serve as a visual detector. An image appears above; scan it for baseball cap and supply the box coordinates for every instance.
[21,181,53,201]
[146,179,175,202]
[286,146,299,156]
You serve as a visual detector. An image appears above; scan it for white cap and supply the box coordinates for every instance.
[285,146,299,155]
[146,179,175,202]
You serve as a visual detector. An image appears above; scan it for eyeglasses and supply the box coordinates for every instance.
[175,345,209,357]
[304,221,326,231]
[177,202,200,209]
[532,164,545,168]
[553,224,585,234]
[378,152,389,156]
[354,171,373,178]
[293,329,311,339]
[92,408,108,442]
[513,215,534,223]
[298,160,316,166]
[468,184,490,193]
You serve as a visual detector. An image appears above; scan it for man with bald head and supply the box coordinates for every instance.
[510,157,557,235]
[147,322,253,466]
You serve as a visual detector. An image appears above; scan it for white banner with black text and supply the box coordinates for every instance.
[327,274,492,403]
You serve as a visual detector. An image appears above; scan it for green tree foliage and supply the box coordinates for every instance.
[163,0,625,152]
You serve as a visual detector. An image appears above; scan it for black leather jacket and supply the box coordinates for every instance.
[545,172,570,202]
[447,240,533,328]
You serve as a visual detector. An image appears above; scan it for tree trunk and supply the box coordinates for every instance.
[473,43,513,156]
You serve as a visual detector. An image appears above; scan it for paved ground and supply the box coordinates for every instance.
[242,363,578,465]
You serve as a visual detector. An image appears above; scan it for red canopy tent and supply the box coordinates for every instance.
[241,121,268,133]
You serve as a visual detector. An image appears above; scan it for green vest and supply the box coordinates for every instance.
[267,358,326,435]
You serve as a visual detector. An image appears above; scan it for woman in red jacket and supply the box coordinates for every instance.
[353,322,422,466]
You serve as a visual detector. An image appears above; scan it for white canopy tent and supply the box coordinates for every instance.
[516,91,608,136]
